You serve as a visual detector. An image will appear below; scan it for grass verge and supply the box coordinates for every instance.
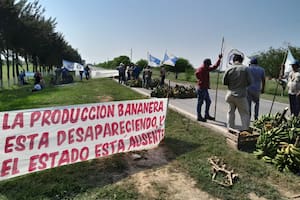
[0,78,299,200]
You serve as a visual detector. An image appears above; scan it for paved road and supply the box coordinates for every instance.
[130,80,289,132]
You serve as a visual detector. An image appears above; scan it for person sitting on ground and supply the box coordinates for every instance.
[32,83,42,92]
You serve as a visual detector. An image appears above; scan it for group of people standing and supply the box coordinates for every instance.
[117,63,166,89]
[142,65,166,88]
[117,63,141,84]
[195,53,266,132]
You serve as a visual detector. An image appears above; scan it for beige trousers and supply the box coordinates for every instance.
[225,93,250,131]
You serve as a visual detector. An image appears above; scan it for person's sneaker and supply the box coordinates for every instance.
[197,116,207,122]
[205,115,215,120]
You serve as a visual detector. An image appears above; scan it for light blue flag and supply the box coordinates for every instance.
[149,54,161,67]
[162,52,178,66]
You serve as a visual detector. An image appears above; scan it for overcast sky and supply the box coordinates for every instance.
[38,0,300,67]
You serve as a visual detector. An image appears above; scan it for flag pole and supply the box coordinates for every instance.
[269,49,288,115]
[214,37,224,120]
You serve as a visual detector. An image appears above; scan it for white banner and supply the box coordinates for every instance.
[90,69,119,78]
[0,98,168,181]
[63,60,84,71]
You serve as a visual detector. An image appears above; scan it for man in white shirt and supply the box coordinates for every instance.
[287,60,300,116]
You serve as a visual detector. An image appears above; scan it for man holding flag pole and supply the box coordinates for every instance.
[195,52,222,122]
[214,37,224,120]
[286,59,300,116]
[269,49,289,115]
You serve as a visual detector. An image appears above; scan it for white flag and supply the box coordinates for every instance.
[284,49,295,74]
[220,40,250,71]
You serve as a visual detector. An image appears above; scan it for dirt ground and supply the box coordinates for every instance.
[115,145,274,200]
[98,95,299,199]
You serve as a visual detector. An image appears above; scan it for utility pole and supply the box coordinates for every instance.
[130,48,132,63]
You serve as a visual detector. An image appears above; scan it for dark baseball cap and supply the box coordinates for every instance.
[290,60,300,66]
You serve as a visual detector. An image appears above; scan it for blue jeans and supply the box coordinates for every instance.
[289,94,300,116]
[247,90,260,120]
[197,88,211,117]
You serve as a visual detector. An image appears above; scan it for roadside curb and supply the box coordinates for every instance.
[126,81,230,138]
[167,103,229,137]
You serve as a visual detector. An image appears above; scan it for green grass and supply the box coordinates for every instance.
[0,78,146,111]
[0,77,299,200]
[165,111,300,200]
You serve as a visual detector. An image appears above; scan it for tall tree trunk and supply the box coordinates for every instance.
[24,54,29,82]
[25,54,29,72]
[32,54,37,72]
[5,48,10,87]
[16,52,20,77]
[15,52,20,85]
[0,54,3,89]
[12,52,16,85]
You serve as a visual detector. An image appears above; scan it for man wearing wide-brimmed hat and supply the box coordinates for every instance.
[223,53,253,131]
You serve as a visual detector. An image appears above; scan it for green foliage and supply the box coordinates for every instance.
[125,78,142,87]
[151,84,197,98]
[165,57,193,73]
[0,0,82,69]
[97,55,130,69]
[136,59,147,68]
[185,67,194,81]
[254,47,286,78]
[254,45,300,78]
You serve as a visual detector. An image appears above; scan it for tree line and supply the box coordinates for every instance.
[1,0,299,89]
[97,55,194,75]
[0,0,82,88]
[98,47,300,80]
[254,46,300,78]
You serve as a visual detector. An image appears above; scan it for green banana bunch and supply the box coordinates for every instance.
[273,143,300,172]
[253,114,275,129]
[253,149,264,159]
[252,109,300,174]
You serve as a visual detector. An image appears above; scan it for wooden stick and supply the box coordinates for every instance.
[208,156,238,187]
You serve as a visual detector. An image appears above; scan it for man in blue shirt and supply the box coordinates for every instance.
[247,57,265,120]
